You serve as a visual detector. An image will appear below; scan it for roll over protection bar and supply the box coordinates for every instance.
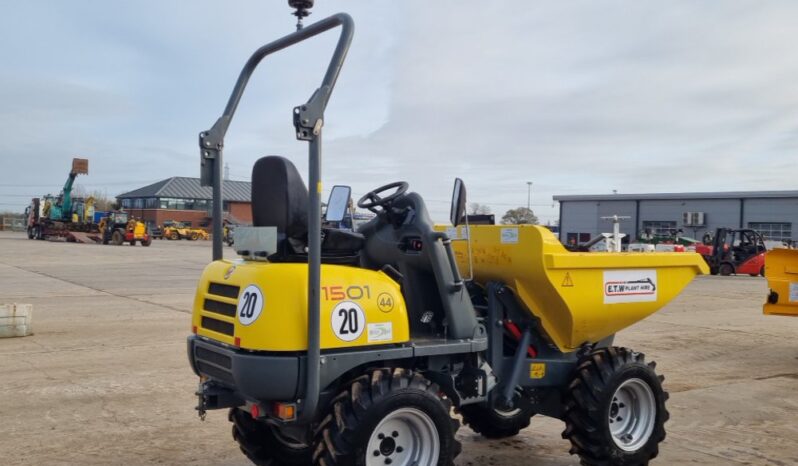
[199,13,354,423]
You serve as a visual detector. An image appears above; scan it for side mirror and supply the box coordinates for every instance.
[450,178,467,226]
[325,185,351,222]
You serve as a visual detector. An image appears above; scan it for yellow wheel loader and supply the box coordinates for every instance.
[188,3,708,465]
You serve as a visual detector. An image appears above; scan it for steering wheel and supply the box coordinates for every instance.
[357,181,409,212]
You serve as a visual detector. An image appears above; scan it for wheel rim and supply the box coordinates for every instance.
[366,407,439,466]
[608,378,656,452]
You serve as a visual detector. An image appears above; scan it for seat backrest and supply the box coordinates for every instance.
[251,156,308,256]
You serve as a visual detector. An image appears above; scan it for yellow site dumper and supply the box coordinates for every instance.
[186,4,710,465]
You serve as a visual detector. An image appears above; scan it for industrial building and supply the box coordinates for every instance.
[117,177,252,230]
[554,191,798,246]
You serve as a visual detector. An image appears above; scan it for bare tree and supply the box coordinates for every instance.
[468,202,492,215]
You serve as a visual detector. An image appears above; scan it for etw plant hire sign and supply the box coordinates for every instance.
[603,270,658,304]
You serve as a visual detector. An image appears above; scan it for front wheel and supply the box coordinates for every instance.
[718,263,734,276]
[562,347,668,466]
[230,408,311,466]
[313,368,461,466]
[111,230,124,245]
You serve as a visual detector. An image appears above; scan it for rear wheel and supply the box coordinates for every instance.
[718,263,734,276]
[459,389,534,439]
[169,232,179,240]
[129,239,136,246]
[27,227,34,239]
[562,347,668,466]
[230,408,311,466]
[313,368,461,466]
[141,236,152,247]
[190,232,199,240]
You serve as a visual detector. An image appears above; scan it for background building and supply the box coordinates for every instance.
[117,177,252,230]
[554,191,798,245]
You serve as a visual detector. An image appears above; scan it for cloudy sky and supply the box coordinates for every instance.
[1,1,797,222]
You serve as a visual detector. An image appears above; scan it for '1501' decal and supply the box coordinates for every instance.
[322,285,371,301]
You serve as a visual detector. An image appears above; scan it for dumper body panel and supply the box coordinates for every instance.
[192,260,410,351]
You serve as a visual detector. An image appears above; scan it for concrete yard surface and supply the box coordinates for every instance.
[0,231,796,465]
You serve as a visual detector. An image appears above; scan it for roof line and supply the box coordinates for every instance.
[553,190,798,202]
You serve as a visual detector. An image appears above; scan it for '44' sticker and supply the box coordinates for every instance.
[331,301,365,342]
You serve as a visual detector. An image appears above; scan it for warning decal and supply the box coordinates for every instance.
[530,363,546,379]
[562,272,574,287]
[603,270,658,304]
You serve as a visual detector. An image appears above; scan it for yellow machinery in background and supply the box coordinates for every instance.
[163,221,209,241]
[764,248,798,316]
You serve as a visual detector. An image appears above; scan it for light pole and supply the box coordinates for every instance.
[527,181,533,210]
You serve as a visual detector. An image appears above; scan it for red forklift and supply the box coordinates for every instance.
[701,227,767,276]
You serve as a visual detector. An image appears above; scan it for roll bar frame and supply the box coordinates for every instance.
[199,12,354,423]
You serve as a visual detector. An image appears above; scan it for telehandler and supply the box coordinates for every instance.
[188,3,708,465]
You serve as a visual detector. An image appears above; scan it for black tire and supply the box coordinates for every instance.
[313,368,461,466]
[230,408,311,466]
[129,239,136,246]
[562,347,668,466]
[141,236,152,247]
[459,390,534,439]
[27,227,34,239]
[111,230,124,246]
[760,266,765,277]
[35,226,45,240]
[718,263,734,276]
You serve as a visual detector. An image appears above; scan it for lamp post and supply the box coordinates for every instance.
[527,181,533,210]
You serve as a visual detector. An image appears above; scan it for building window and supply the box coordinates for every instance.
[565,232,592,245]
[133,198,144,209]
[749,222,792,241]
[121,199,131,209]
[642,220,678,237]
[145,198,158,209]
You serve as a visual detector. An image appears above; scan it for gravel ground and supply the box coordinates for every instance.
[1,231,796,465]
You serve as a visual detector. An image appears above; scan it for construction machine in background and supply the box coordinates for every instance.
[699,227,767,276]
[26,158,95,240]
[763,248,798,316]
[98,212,151,246]
[186,5,709,465]
[163,221,209,241]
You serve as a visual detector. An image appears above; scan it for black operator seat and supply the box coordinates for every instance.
[251,156,364,264]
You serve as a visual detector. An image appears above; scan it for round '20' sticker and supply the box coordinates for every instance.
[331,301,365,342]
[237,285,264,326]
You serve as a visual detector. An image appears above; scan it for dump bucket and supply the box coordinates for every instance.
[442,225,708,351]
[764,248,798,316]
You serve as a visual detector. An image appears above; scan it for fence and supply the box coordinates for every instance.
[1,216,25,232]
